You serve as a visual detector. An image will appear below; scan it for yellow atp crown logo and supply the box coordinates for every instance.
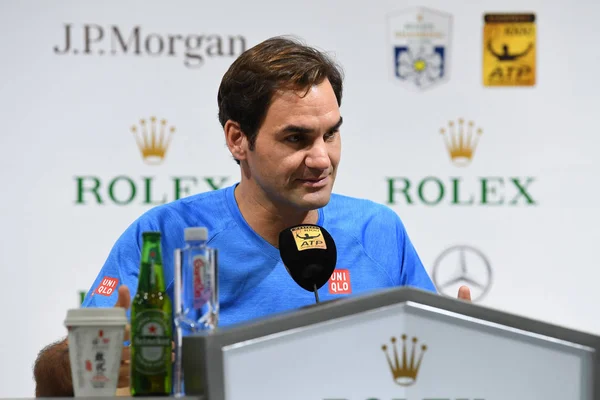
[483,13,536,86]
[292,226,327,251]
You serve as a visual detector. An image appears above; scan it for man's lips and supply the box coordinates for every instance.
[297,176,329,187]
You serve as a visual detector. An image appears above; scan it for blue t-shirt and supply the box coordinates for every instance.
[82,183,436,327]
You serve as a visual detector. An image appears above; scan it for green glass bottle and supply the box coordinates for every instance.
[130,232,172,396]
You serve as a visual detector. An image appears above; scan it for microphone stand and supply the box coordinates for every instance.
[313,283,320,303]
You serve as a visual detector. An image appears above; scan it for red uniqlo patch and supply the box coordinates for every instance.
[95,277,119,296]
[329,269,352,294]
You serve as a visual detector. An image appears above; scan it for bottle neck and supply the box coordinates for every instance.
[139,238,166,291]
[138,261,167,292]
[142,239,162,262]
[185,239,207,248]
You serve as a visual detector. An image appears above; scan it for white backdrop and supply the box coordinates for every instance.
[1,0,599,396]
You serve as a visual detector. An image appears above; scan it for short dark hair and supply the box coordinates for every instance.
[217,36,344,163]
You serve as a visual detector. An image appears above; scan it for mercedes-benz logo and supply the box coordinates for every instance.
[432,245,493,302]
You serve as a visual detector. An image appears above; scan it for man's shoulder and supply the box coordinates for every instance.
[324,192,406,237]
[108,186,234,260]
[135,186,230,229]
[327,192,400,221]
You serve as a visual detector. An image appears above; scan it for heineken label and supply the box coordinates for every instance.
[132,310,170,375]
[193,254,211,309]
[148,246,161,263]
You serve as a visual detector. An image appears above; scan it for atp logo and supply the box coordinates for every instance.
[292,225,327,251]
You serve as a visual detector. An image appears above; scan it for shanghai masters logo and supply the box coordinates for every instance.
[387,7,452,91]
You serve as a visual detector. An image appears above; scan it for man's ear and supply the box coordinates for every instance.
[224,120,247,161]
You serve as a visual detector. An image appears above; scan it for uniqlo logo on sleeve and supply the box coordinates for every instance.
[95,277,119,296]
[328,269,352,294]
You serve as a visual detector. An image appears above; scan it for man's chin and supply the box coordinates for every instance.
[295,190,332,210]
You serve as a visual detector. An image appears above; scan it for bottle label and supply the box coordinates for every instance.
[193,255,211,309]
[132,310,170,375]
[148,246,159,261]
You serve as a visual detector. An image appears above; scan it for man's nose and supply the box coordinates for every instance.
[305,141,331,170]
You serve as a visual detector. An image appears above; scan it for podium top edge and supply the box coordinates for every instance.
[31,398,202,400]
[186,286,600,350]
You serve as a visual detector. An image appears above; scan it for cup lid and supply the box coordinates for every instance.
[64,307,127,327]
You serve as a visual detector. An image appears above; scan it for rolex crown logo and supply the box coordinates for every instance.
[381,334,427,386]
[440,118,483,166]
[131,116,176,165]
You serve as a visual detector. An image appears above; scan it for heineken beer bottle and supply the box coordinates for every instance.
[131,232,173,396]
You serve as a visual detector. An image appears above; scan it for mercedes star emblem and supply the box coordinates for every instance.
[432,245,493,302]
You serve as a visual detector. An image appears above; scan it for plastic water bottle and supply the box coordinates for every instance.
[173,227,219,396]
[179,227,218,332]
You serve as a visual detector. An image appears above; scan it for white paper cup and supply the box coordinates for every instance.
[64,308,127,397]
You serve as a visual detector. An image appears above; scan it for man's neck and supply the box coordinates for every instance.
[234,182,319,248]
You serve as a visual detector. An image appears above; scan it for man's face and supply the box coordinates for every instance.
[244,78,342,212]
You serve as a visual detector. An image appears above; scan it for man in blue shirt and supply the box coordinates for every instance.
[33,35,470,397]
[82,182,438,326]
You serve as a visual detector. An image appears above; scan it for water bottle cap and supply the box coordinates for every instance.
[185,227,208,241]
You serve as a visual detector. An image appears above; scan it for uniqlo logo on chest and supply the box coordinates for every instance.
[329,269,351,294]
[95,277,119,296]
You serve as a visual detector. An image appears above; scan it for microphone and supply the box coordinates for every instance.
[278,224,337,303]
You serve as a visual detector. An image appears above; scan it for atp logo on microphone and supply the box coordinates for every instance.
[292,226,327,251]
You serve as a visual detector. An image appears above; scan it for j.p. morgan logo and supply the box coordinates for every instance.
[53,24,247,68]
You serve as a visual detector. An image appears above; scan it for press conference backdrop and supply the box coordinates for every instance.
[1,0,598,396]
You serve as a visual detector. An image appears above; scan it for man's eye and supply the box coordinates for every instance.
[325,130,338,140]
[286,135,301,143]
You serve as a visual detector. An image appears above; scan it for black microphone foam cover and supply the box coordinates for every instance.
[278,224,337,292]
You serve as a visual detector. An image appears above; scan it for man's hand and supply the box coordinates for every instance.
[457,285,471,301]
[115,285,132,396]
